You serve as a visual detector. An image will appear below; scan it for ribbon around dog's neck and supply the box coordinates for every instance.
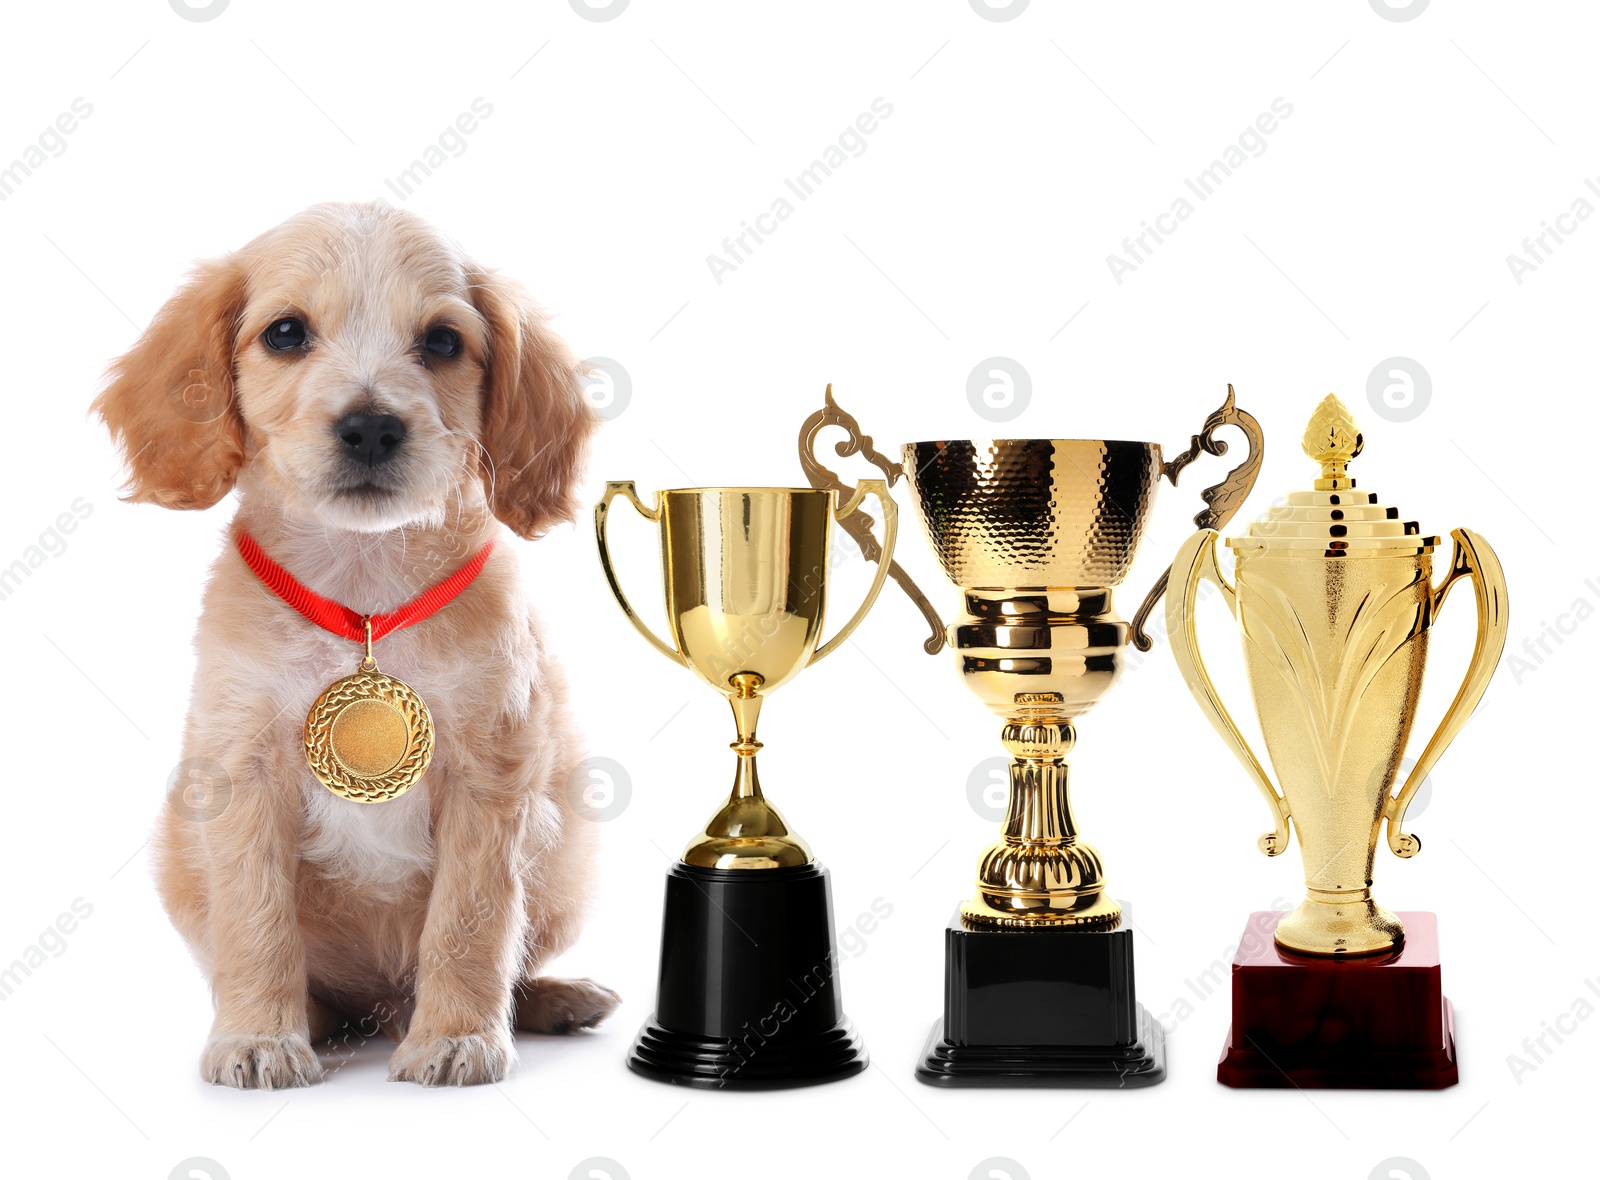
[234,530,494,643]
[233,530,494,805]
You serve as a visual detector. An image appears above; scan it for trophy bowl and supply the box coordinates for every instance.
[661,486,833,700]
[904,438,1164,587]
[905,438,1163,726]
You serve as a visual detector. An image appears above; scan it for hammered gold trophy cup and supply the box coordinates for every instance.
[596,480,896,1087]
[1168,395,1508,1088]
[800,386,1264,1086]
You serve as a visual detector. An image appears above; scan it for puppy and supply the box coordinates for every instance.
[93,202,618,1088]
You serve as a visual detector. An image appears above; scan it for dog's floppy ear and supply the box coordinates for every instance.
[469,268,598,539]
[92,256,249,510]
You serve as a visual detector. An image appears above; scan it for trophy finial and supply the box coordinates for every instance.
[1302,393,1363,490]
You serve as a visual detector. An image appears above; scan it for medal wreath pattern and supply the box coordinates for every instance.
[305,667,435,803]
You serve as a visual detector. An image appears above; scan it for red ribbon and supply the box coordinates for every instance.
[235,530,495,644]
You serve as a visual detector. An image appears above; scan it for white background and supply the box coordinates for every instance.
[0,1,1593,1178]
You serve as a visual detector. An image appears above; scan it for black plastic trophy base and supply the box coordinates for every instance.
[916,907,1165,1088]
[627,861,867,1089]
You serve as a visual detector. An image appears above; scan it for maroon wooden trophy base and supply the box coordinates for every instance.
[1217,910,1458,1090]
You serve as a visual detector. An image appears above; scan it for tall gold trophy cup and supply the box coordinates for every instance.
[1167,394,1509,1088]
[596,481,896,1087]
[800,386,1264,1087]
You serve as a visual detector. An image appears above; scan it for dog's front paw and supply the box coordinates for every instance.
[388,1027,514,1086]
[202,1033,324,1089]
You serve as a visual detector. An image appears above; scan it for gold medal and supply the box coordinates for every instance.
[304,620,434,803]
[234,531,492,804]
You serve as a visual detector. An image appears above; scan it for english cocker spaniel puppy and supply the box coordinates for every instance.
[94,201,618,1088]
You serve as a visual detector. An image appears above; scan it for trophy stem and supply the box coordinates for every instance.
[960,718,1121,930]
[1000,725,1080,844]
[728,673,765,803]
[682,672,813,870]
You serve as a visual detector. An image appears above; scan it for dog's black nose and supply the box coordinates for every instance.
[334,412,406,466]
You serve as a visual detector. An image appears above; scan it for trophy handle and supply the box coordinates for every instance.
[1167,528,1293,857]
[809,479,899,664]
[798,385,946,654]
[594,480,683,664]
[1383,527,1509,858]
[1131,385,1266,651]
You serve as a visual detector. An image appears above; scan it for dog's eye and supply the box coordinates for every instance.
[264,318,308,351]
[423,327,461,358]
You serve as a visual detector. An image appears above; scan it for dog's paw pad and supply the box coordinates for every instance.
[388,1030,513,1086]
[202,1033,324,1090]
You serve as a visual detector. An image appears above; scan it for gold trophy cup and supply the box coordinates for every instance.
[1167,394,1510,1090]
[595,482,895,1087]
[596,483,896,868]
[801,385,1265,1086]
[1168,394,1509,955]
[803,388,1264,928]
